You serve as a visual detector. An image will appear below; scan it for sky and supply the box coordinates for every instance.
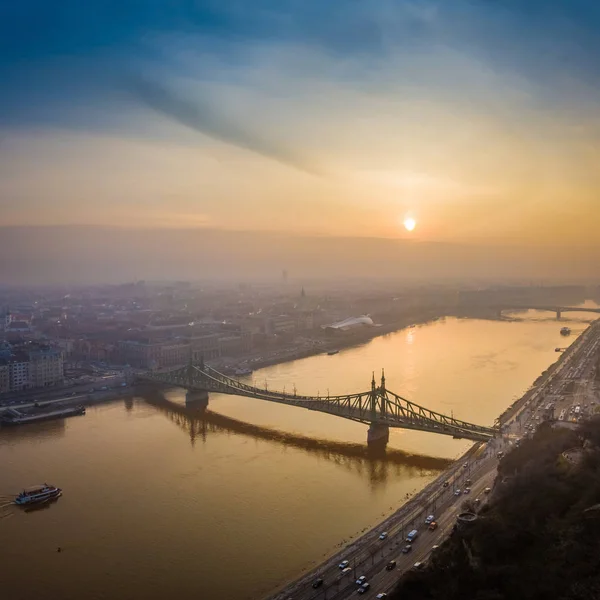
[1,1,600,277]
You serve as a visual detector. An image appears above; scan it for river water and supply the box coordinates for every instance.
[1,310,597,600]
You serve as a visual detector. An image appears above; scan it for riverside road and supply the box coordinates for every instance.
[268,320,600,600]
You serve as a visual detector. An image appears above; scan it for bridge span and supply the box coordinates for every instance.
[491,305,600,319]
[139,362,498,446]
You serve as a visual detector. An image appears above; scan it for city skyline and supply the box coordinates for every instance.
[2,1,600,254]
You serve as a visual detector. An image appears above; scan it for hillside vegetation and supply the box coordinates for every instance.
[390,417,600,600]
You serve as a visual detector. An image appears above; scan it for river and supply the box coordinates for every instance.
[1,309,597,600]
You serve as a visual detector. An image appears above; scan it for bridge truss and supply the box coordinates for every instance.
[139,363,498,442]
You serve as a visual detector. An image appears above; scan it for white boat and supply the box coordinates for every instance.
[234,368,253,376]
[14,484,62,506]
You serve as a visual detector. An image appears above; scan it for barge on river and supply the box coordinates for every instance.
[1,405,86,426]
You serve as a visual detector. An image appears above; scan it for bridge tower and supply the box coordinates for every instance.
[185,358,209,407]
[367,370,389,448]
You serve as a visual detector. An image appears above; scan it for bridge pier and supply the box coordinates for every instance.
[185,390,209,410]
[367,423,389,449]
[557,310,561,320]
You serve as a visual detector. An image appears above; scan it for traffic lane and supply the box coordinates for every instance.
[304,470,484,600]
[357,469,497,599]
[291,447,502,600]
[273,444,492,600]
[298,461,485,600]
[344,329,600,599]
[307,454,498,600]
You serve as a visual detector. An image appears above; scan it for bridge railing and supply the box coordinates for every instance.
[203,365,370,402]
[142,363,499,439]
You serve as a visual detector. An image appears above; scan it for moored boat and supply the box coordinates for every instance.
[14,484,62,506]
[234,368,253,376]
[327,350,339,356]
[1,405,85,426]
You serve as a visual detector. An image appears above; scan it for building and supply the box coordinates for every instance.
[0,360,9,393]
[9,354,30,391]
[118,338,191,369]
[264,315,297,336]
[217,334,252,357]
[28,346,64,388]
[159,340,191,368]
[190,334,221,361]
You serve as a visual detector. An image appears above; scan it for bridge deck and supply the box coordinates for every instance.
[140,364,498,443]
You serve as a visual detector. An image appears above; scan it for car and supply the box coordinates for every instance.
[463,487,471,495]
[484,487,492,494]
[465,479,472,486]
[429,521,438,531]
[358,583,370,594]
[341,567,352,575]
[463,462,468,469]
[425,515,435,524]
[474,498,481,505]
[379,532,388,540]
[376,594,388,599]
[338,560,349,569]
[386,560,397,571]
[431,545,439,551]
[413,562,425,570]
[454,489,461,496]
[356,576,367,586]
[401,545,412,554]
[442,481,449,488]
[312,578,324,589]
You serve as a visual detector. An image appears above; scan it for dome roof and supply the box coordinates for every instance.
[325,315,374,330]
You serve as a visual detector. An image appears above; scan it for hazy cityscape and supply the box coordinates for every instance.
[3,1,600,599]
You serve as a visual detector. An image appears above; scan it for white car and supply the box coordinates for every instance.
[356,576,367,586]
[379,532,388,540]
[341,567,352,575]
[376,594,388,599]
[425,514,435,524]
[454,489,461,496]
[338,560,349,569]
[358,583,371,594]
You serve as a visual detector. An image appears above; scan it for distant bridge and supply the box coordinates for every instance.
[491,305,600,319]
[139,363,498,445]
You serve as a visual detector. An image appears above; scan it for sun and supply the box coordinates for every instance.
[403,216,416,232]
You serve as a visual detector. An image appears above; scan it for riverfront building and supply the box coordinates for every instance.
[0,343,65,393]
[28,346,65,388]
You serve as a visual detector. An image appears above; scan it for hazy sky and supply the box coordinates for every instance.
[1,1,600,247]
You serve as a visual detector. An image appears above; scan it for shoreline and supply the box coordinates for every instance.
[222,311,446,373]
[262,320,597,600]
[0,387,135,418]
[218,308,540,375]
[265,442,484,600]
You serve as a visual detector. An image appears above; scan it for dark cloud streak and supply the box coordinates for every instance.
[125,75,321,175]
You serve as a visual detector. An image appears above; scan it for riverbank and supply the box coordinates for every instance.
[0,386,135,417]
[265,441,487,600]
[263,321,597,600]
[216,311,446,374]
[216,307,530,375]
[497,321,598,426]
